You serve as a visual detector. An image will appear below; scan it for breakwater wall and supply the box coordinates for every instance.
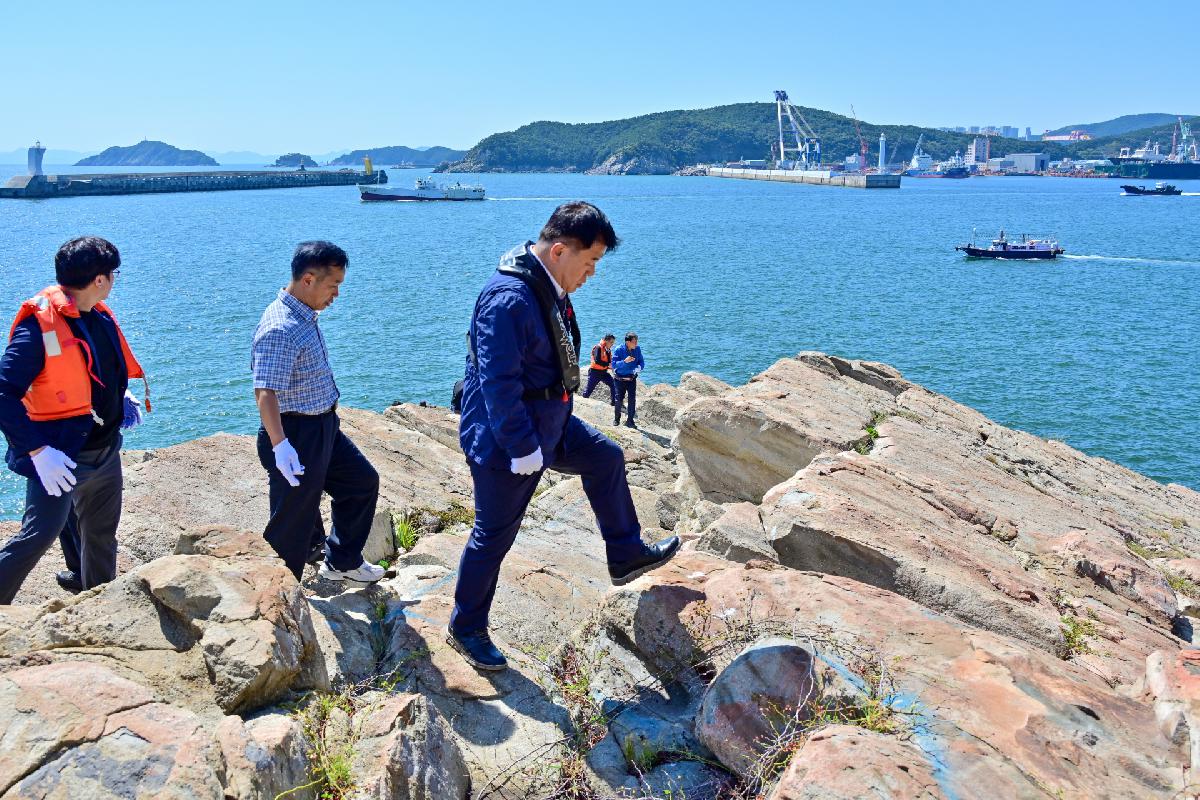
[0,168,387,199]
[706,166,901,188]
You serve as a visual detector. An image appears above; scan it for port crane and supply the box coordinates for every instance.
[774,90,821,170]
[850,105,869,172]
[1170,116,1198,162]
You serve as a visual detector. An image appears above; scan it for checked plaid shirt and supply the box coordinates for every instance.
[251,289,340,414]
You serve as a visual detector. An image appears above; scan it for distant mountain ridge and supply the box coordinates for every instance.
[76,141,218,167]
[1045,113,1194,139]
[329,145,465,166]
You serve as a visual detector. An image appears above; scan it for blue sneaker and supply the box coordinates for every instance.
[446,626,508,671]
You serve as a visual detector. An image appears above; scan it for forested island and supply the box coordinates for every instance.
[329,145,465,166]
[272,153,317,168]
[76,141,218,167]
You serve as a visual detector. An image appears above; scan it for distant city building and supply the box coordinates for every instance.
[987,157,1015,170]
[1001,126,1019,138]
[968,126,980,134]
[1024,127,1033,140]
[954,126,967,133]
[1042,130,1093,142]
[1008,153,1048,172]
[965,138,987,164]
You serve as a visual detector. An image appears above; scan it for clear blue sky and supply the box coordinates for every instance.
[4,0,1196,154]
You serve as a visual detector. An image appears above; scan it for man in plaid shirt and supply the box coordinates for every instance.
[251,241,384,584]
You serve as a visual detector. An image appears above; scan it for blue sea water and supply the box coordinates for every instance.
[0,165,1197,518]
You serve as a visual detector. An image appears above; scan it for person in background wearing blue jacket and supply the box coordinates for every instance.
[450,202,680,671]
[0,237,148,604]
[611,332,644,428]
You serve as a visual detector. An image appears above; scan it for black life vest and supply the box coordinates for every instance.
[466,242,581,401]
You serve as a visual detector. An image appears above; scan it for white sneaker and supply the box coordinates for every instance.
[318,560,386,583]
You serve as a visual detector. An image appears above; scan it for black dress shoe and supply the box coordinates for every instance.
[305,541,327,565]
[608,535,681,586]
[55,570,83,593]
[446,626,508,671]
[623,419,637,429]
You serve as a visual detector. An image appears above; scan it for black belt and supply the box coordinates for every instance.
[281,402,338,418]
[523,385,569,401]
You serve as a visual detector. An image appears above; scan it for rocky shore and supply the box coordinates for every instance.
[1,352,1198,799]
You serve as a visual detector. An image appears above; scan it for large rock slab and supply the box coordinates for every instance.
[678,353,1199,686]
[351,692,470,800]
[589,552,1188,799]
[216,710,313,800]
[768,725,945,800]
[0,663,225,799]
[676,355,890,504]
[0,531,325,716]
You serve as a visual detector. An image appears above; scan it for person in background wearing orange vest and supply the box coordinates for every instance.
[0,237,148,604]
[581,332,616,405]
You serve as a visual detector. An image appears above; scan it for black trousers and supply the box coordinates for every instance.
[582,369,614,403]
[0,442,123,604]
[256,411,379,579]
[614,377,637,423]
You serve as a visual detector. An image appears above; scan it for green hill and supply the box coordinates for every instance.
[329,145,465,167]
[440,103,1072,174]
[1044,113,1192,139]
[76,140,218,167]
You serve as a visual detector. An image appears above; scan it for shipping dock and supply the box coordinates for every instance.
[704,91,901,189]
[0,143,387,199]
[706,167,901,188]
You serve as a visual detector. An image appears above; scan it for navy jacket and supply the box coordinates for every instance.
[612,343,644,379]
[459,246,574,470]
[0,311,130,479]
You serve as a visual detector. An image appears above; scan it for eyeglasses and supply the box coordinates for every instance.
[109,269,121,279]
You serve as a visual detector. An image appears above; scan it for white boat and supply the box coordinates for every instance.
[359,177,485,202]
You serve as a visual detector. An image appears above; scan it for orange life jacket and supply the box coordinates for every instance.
[589,341,612,370]
[8,286,149,422]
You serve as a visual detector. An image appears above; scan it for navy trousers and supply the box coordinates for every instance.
[451,415,645,634]
[0,443,123,604]
[256,411,379,580]
[613,377,637,424]
[582,369,615,404]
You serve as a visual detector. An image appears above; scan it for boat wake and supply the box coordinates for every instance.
[1063,254,1200,267]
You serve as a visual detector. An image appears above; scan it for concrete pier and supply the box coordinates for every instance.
[0,168,387,199]
[706,166,901,188]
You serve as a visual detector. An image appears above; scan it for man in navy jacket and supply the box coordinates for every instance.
[450,202,680,671]
[611,332,644,427]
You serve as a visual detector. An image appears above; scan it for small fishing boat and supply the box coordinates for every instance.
[359,177,485,202]
[956,230,1064,260]
[1121,182,1182,196]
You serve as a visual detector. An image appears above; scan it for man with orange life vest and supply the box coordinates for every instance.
[0,237,148,604]
[581,332,616,405]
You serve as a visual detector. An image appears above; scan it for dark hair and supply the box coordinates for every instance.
[538,201,619,252]
[603,332,616,341]
[291,240,348,280]
[625,332,638,342]
[55,236,120,289]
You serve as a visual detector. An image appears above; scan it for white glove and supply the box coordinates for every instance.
[510,446,543,475]
[273,438,306,487]
[121,390,143,430]
[31,447,77,497]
